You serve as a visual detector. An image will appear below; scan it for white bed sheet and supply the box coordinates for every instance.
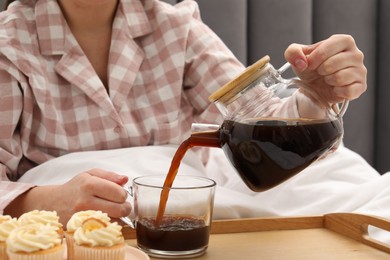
[18,144,390,242]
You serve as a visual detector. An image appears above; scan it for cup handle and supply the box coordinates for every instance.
[277,62,349,118]
[120,186,135,229]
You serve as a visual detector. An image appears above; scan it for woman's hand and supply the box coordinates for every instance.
[284,34,367,105]
[4,169,132,226]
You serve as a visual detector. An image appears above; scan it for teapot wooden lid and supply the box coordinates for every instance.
[208,55,270,103]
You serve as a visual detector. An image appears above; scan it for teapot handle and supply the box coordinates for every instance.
[332,99,349,118]
[277,62,349,118]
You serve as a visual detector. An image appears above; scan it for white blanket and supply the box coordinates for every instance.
[18,144,390,242]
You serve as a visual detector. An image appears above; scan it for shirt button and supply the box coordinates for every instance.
[114,126,122,133]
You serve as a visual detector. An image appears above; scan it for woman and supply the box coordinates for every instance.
[0,0,366,225]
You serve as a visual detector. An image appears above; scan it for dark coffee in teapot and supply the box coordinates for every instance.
[158,117,342,196]
[219,118,342,191]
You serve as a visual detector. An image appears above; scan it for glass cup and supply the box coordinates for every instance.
[121,175,216,258]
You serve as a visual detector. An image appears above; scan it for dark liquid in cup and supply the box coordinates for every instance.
[220,119,343,191]
[137,215,209,252]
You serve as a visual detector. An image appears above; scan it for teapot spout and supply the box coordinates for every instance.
[188,123,221,149]
[191,123,220,132]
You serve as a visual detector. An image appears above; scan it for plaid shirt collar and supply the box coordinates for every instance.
[35,0,152,56]
[33,0,153,114]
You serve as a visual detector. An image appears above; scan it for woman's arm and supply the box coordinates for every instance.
[4,169,131,226]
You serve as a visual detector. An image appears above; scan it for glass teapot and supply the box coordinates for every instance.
[190,55,348,192]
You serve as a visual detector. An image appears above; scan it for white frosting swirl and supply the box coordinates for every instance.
[0,215,19,242]
[66,210,111,232]
[74,221,124,247]
[0,215,12,223]
[6,223,62,253]
[18,210,62,230]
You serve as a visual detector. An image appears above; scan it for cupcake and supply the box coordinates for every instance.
[6,223,64,260]
[65,210,111,260]
[17,210,63,237]
[73,218,125,260]
[0,215,19,260]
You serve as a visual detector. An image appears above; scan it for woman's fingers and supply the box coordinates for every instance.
[306,34,358,70]
[77,193,132,219]
[59,169,132,222]
[85,168,129,186]
[284,34,367,102]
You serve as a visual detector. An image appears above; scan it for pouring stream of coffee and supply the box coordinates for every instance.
[155,131,220,225]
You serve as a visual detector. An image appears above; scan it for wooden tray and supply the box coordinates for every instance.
[123,213,390,259]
